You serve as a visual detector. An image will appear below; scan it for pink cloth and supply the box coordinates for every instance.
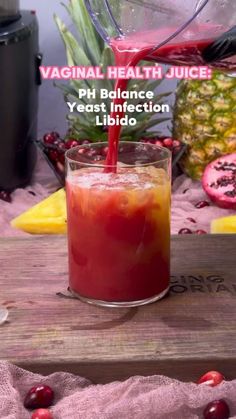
[172,174,236,234]
[0,362,236,419]
[0,155,235,237]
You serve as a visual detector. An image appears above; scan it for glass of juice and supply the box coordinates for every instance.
[65,142,171,307]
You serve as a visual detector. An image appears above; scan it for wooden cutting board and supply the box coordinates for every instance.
[0,235,236,383]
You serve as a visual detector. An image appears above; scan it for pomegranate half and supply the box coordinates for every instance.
[202,153,236,209]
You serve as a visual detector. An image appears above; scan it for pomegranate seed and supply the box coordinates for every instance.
[195,229,207,235]
[163,138,173,148]
[198,371,224,387]
[31,409,53,419]
[203,400,230,419]
[178,228,193,234]
[24,385,54,409]
[187,217,197,224]
[0,190,12,203]
[78,148,86,154]
[65,139,78,149]
[195,201,210,209]
[82,139,91,145]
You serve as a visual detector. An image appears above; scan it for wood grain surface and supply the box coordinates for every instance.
[0,235,236,383]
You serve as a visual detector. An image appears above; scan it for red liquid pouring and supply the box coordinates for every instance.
[105,25,236,169]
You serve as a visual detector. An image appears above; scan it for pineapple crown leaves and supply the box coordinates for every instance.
[54,0,171,141]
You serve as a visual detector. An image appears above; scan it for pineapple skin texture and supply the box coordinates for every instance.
[211,215,236,234]
[11,189,67,235]
[173,71,236,180]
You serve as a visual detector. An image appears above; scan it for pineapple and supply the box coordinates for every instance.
[11,189,67,234]
[173,71,236,180]
[54,0,171,142]
[211,215,236,234]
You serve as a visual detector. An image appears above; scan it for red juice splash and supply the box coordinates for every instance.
[105,25,236,171]
[105,45,153,171]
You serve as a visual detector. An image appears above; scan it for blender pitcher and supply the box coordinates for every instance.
[84,0,236,69]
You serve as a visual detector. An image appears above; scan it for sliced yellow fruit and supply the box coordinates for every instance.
[11,188,67,234]
[211,215,236,234]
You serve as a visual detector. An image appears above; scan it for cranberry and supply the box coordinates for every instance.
[51,131,60,139]
[178,228,193,234]
[43,132,59,145]
[94,155,103,162]
[48,150,60,163]
[187,217,197,224]
[195,201,210,209]
[58,153,65,165]
[86,149,98,158]
[163,138,173,148]
[101,146,109,157]
[0,190,12,203]
[196,229,207,235]
[24,385,54,409]
[173,140,181,148]
[154,140,163,147]
[198,371,224,387]
[82,139,91,145]
[31,409,53,419]
[56,141,66,152]
[203,400,230,419]
[65,139,79,149]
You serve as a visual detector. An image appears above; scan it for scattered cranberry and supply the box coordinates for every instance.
[187,217,197,224]
[65,139,79,149]
[163,138,173,148]
[178,228,193,234]
[203,400,230,419]
[43,132,59,145]
[31,409,53,419]
[0,190,12,203]
[24,385,54,410]
[198,371,224,387]
[195,201,210,209]
[196,229,207,235]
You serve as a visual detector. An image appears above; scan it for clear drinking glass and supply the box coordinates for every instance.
[65,142,171,308]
